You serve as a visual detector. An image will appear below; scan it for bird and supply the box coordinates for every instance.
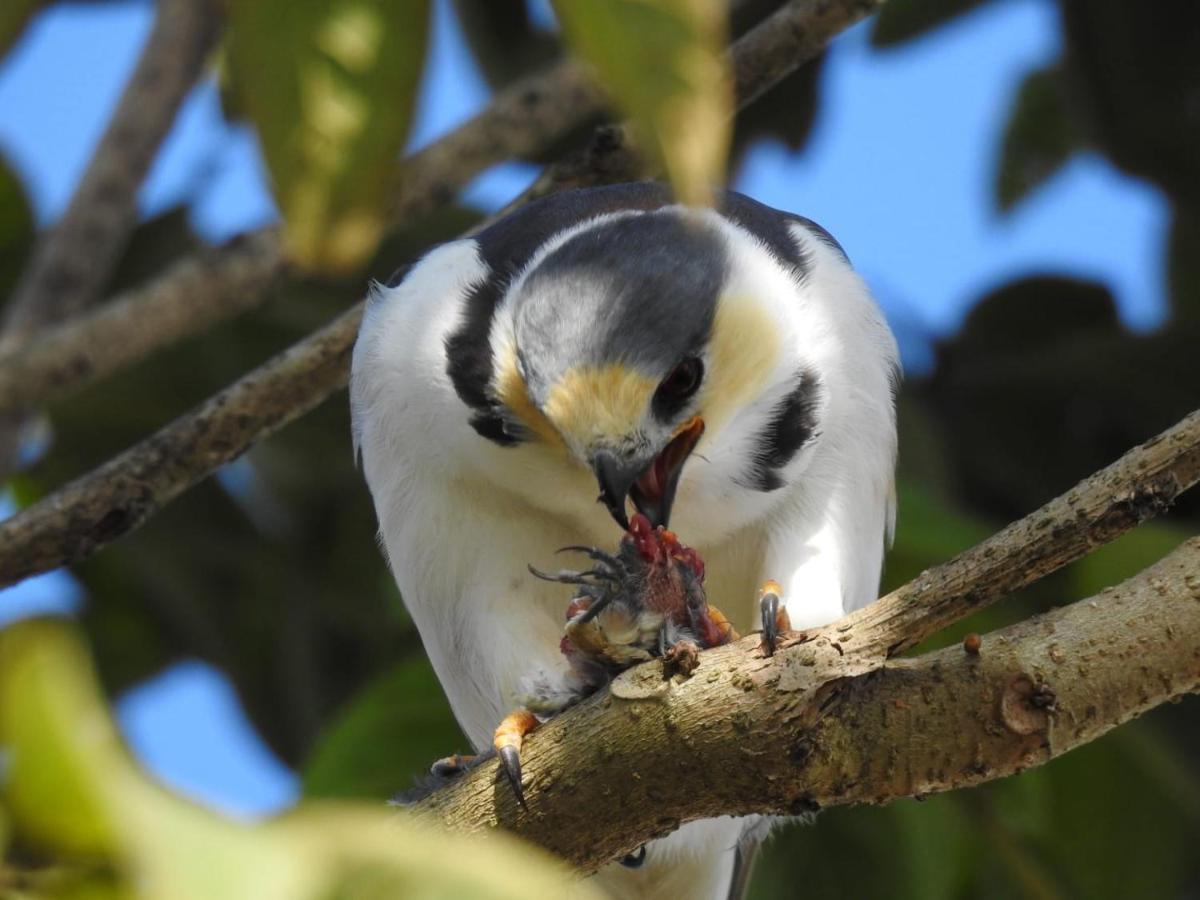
[350,182,900,900]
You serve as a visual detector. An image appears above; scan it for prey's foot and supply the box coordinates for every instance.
[663,639,701,676]
[758,580,791,656]
[493,709,540,808]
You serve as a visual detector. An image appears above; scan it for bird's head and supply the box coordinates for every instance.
[486,207,824,536]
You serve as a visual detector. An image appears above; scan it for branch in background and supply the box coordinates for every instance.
[2,0,221,342]
[510,0,885,203]
[0,0,885,588]
[0,231,285,414]
[411,535,1200,872]
[0,58,603,422]
[0,0,222,481]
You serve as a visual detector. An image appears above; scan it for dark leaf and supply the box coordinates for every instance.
[996,64,1085,212]
[871,0,990,48]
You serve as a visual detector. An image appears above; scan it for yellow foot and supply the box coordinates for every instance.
[493,708,540,807]
[758,579,791,656]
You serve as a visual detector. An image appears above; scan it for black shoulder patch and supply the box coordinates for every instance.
[743,369,823,492]
[442,184,679,448]
[718,191,850,275]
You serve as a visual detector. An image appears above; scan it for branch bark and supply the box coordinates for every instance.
[2,0,221,341]
[0,231,286,415]
[410,535,1200,873]
[0,0,884,589]
[0,0,221,481]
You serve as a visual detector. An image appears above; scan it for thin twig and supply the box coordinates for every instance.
[0,0,881,587]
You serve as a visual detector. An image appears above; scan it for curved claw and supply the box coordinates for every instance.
[620,845,647,868]
[498,744,526,808]
[759,580,788,656]
[527,564,619,586]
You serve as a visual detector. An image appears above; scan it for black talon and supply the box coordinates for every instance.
[620,845,647,868]
[556,545,631,577]
[498,745,527,808]
[760,590,782,656]
[528,564,619,586]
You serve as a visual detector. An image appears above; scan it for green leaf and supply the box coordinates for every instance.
[302,656,466,799]
[0,152,35,299]
[225,0,430,273]
[870,0,989,47]
[0,620,603,900]
[552,0,732,206]
[995,64,1085,212]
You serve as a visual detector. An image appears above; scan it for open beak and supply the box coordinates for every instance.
[592,417,705,530]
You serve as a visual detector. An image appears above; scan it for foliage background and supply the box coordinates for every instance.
[1,0,1198,897]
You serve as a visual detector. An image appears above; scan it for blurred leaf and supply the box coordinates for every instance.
[1059,0,1200,211]
[0,620,602,900]
[870,0,989,48]
[731,55,824,168]
[226,0,430,273]
[453,0,560,88]
[0,0,42,60]
[0,152,35,301]
[1068,521,1189,599]
[552,0,731,205]
[27,204,479,765]
[996,64,1085,211]
[927,275,1200,522]
[1168,204,1200,321]
[302,655,466,799]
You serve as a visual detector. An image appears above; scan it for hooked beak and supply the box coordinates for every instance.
[591,417,705,530]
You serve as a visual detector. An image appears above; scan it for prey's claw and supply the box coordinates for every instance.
[498,745,526,808]
[758,580,789,656]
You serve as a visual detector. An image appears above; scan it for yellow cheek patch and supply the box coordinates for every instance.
[543,364,658,447]
[494,350,563,448]
[703,294,781,430]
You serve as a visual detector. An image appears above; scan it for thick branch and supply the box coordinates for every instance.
[2,0,220,340]
[0,0,880,589]
[412,538,1200,871]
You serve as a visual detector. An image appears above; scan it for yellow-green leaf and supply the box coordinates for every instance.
[225,0,430,273]
[552,0,732,206]
[0,620,603,900]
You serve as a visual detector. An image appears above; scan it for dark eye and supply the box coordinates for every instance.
[653,357,704,417]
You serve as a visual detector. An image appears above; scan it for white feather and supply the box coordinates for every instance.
[351,203,900,898]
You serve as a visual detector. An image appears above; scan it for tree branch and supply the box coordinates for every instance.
[2,0,221,341]
[0,231,286,415]
[410,535,1200,872]
[0,58,602,421]
[0,0,883,589]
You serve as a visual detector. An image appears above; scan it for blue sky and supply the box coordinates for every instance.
[0,0,1169,817]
